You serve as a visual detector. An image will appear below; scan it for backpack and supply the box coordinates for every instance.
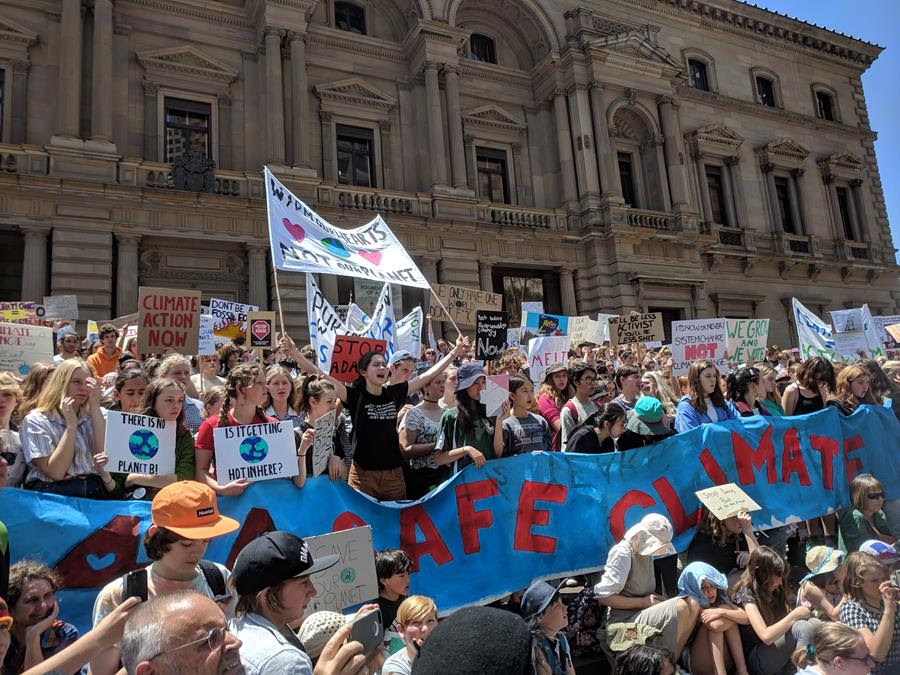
[198,559,227,599]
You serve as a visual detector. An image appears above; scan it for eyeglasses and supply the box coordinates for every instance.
[581,377,597,384]
[841,653,875,665]
[0,452,16,465]
[867,492,884,500]
[149,626,227,660]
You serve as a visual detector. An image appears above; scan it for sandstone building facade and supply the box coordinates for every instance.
[0,0,897,345]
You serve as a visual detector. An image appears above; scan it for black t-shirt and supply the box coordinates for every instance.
[686,529,746,574]
[616,428,676,452]
[344,382,409,470]
[378,594,405,632]
[566,427,615,454]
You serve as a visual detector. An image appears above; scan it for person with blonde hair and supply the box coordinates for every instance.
[19,359,115,498]
[382,595,438,675]
[0,373,25,487]
[838,474,894,553]
[838,552,899,674]
[755,363,785,416]
[190,354,225,394]
[827,364,876,416]
[199,385,227,420]
[791,622,874,674]
[264,364,303,428]
[640,371,679,418]
[16,364,55,422]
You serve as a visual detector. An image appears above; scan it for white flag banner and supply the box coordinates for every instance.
[792,298,840,362]
[346,283,396,355]
[265,167,429,288]
[396,307,423,358]
[345,303,371,333]
[307,274,347,373]
[860,304,886,358]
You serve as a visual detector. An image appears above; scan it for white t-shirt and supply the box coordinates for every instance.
[705,400,719,423]
[382,648,413,675]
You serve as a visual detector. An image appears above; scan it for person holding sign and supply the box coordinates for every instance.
[158,355,204,434]
[19,359,116,498]
[277,333,468,501]
[674,360,739,434]
[294,375,347,483]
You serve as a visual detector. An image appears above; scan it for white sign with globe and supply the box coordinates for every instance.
[213,420,298,484]
[104,412,176,475]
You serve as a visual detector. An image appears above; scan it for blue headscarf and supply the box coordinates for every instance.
[677,561,729,608]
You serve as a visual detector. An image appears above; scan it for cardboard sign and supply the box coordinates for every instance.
[527,335,570,384]
[829,308,863,333]
[0,302,49,326]
[886,323,900,344]
[480,374,509,417]
[198,314,217,356]
[521,301,544,316]
[213,420,298,483]
[209,298,259,342]
[569,316,604,346]
[608,313,664,346]
[476,310,508,360]
[671,318,728,375]
[137,287,201,355]
[312,410,336,477]
[695,482,761,521]
[428,284,502,326]
[43,295,79,320]
[833,331,869,359]
[521,311,570,344]
[0,322,53,376]
[247,311,276,349]
[726,319,769,363]
[329,336,387,383]
[104,411,176,476]
[873,315,900,349]
[304,526,379,615]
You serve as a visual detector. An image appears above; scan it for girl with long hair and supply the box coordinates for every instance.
[838,552,899,674]
[857,358,900,421]
[16,363,56,422]
[827,364,875,416]
[537,364,574,451]
[500,375,552,456]
[294,375,347,485]
[103,369,148,413]
[264,364,303,428]
[782,356,835,416]
[797,546,847,621]
[838,474,894,553]
[156,354,203,433]
[726,366,769,417]
[434,363,502,472]
[521,580,576,675]
[640,371,679,418]
[398,373,448,499]
[674,360,739,433]
[564,402,626,454]
[791,622,874,675]
[200,385,227,420]
[686,507,759,580]
[0,372,25,487]
[755,363,785,416]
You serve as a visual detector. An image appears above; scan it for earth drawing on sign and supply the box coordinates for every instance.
[128,429,159,460]
[239,436,269,464]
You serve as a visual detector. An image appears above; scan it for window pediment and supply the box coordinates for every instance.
[589,34,683,78]
[817,151,863,179]
[314,77,397,114]
[686,123,744,157]
[462,104,525,132]
[0,13,38,61]
[755,137,809,169]
[137,45,237,91]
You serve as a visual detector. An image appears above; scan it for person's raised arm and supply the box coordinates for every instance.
[407,336,469,394]
[736,511,759,554]
[857,582,898,662]
[292,428,313,489]
[278,335,348,402]
[28,400,79,482]
[494,402,510,458]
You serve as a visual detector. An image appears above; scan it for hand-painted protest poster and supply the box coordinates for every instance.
[726,319,769,363]
[104,411,176,476]
[527,335,569,384]
[304,526,378,615]
[346,284,396,356]
[86,320,99,342]
[833,331,869,360]
[247,311,276,349]
[428,284,502,326]
[476,310,508,360]
[0,302,36,324]
[6,405,896,635]
[521,301,543,317]
[266,167,430,288]
[695,483,761,521]
[198,315,217,356]
[209,298,258,344]
[608,313,663,346]
[830,309,863,333]
[137,287,201,355]
[213,420,297,484]
[873,315,900,350]
[307,273,347,373]
[480,374,509,417]
[43,295,79,320]
[671,318,728,375]
[330,336,387,383]
[886,323,900,344]
[597,314,616,344]
[0,322,53,376]
[521,312,569,344]
[312,410,336,477]
[396,307,423,358]
[569,317,605,346]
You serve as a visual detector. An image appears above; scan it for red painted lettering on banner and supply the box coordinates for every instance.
[842,436,865,485]
[55,516,142,588]
[699,448,728,485]
[400,504,453,572]
[227,507,276,569]
[653,477,700,534]
[333,511,367,532]
[514,481,567,553]
[781,428,812,486]
[810,435,839,490]
[610,490,656,541]
[456,479,498,555]
[733,426,776,485]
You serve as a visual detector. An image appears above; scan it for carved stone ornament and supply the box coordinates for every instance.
[172,149,216,192]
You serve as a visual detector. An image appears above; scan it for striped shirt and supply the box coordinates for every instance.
[21,409,99,484]
[183,397,204,435]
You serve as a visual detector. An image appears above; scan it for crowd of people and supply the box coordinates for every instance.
[0,318,896,674]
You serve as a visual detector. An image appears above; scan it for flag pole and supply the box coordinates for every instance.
[428,285,463,337]
[273,267,286,338]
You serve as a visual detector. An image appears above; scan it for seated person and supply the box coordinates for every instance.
[797,546,847,621]
[838,473,894,553]
[616,397,676,452]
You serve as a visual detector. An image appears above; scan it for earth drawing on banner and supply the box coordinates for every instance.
[282,219,384,267]
[239,436,269,464]
[128,430,159,461]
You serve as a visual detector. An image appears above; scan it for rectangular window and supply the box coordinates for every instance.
[618,152,637,207]
[816,91,835,121]
[836,186,855,240]
[647,307,683,345]
[689,60,710,91]
[469,34,497,64]
[336,124,375,187]
[476,147,509,203]
[498,274,545,328]
[773,176,796,234]
[756,77,776,107]
[164,97,211,162]
[705,165,729,225]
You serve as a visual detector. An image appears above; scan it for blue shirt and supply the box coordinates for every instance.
[182,396,204,435]
[230,612,313,675]
[674,395,739,433]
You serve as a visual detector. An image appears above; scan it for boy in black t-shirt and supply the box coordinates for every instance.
[376,548,412,633]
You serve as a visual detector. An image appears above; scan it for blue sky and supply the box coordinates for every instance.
[752,0,899,261]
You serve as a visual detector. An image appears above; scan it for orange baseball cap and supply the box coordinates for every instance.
[151,481,239,540]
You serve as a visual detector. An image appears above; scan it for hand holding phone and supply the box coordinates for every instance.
[348,607,383,654]
[123,568,148,603]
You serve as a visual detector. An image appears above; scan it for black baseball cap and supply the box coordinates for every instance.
[232,531,339,595]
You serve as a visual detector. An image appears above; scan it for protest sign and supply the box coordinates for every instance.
[859,305,886,359]
[247,311,276,349]
[198,315,217,356]
[833,331,869,359]
[10,405,897,635]
[521,301,543,317]
[569,317,604,346]
[597,314,616,344]
[86,320,99,342]
[345,303,370,333]
[307,274,346,373]
[428,284,502,326]
[0,302,34,323]
[330,336,387,383]
[396,307,423,358]
[346,284,396,355]
[793,298,839,361]
[213,420,297,484]
[137,287,201,355]
[608,313,664,346]
[506,327,522,349]
[695,483,761,521]
[209,298,258,343]
[521,312,569,344]
[266,167,429,288]
[873,315,900,349]
[830,309,862,333]
[886,323,900,343]
[304,526,379,615]
[527,335,569,384]
[42,295,79,320]
[0,322,53,376]
[312,410,336,477]
[475,310,508,360]
[726,319,769,363]
[480,374,509,417]
[671,318,728,375]
[104,411,176,476]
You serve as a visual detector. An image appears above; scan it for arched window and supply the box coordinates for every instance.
[334,2,366,35]
[682,49,718,92]
[469,34,497,64]
[750,67,782,108]
[688,59,710,91]
[811,84,840,122]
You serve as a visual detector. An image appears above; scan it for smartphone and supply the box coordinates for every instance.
[123,568,148,603]
[349,607,384,654]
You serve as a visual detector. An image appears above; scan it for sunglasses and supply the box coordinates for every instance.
[867,492,884,500]
[0,452,16,465]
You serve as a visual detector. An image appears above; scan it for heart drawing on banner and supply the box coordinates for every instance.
[85,552,116,571]
[358,249,382,266]
[282,218,306,243]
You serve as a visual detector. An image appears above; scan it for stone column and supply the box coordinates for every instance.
[10,60,29,144]
[89,0,114,146]
[693,151,713,223]
[443,66,467,189]
[850,179,869,241]
[823,173,842,240]
[320,112,335,182]
[247,244,269,308]
[142,80,159,161]
[264,28,286,165]
[551,89,578,206]
[720,159,739,227]
[567,85,601,199]
[786,174,805,235]
[511,143,524,204]
[54,0,83,140]
[793,169,811,237]
[288,32,310,168]
[420,258,439,333]
[652,137,671,211]
[378,120,393,188]
[844,185,860,241]
[588,83,622,202]
[424,64,449,188]
[657,96,690,207]
[725,157,746,228]
[559,269,577,316]
[761,163,782,233]
[217,94,232,169]
[115,234,141,315]
[20,225,50,301]
[479,261,493,292]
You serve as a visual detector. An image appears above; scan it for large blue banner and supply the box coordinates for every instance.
[1,406,897,634]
